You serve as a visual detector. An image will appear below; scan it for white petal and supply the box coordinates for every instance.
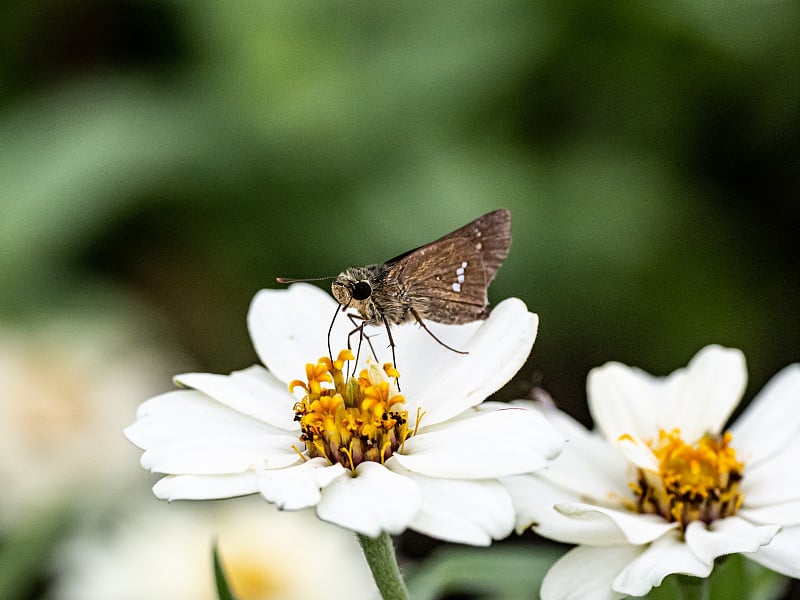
[729,364,800,468]
[502,475,628,545]
[684,517,779,566]
[174,367,297,431]
[132,388,281,434]
[588,361,664,445]
[127,413,276,449]
[670,345,747,439]
[589,345,746,444]
[612,532,713,597]
[152,472,259,500]
[743,525,800,578]
[316,462,421,536]
[512,402,632,500]
[394,407,564,478]
[405,298,538,426]
[617,435,659,472]
[740,435,800,506]
[555,503,678,545]
[140,435,299,474]
[397,469,514,545]
[258,458,347,510]
[541,544,643,600]
[134,388,223,419]
[248,284,350,385]
[740,499,800,527]
[126,391,283,450]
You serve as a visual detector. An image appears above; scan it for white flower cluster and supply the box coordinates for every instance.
[126,284,800,598]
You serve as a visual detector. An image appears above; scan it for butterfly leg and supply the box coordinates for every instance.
[345,313,380,378]
[345,314,365,377]
[382,315,398,368]
[409,307,468,355]
[326,303,343,362]
[381,316,402,391]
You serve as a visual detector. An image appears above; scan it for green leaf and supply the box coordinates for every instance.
[212,541,240,600]
[709,554,789,600]
[405,543,564,600]
[0,506,72,600]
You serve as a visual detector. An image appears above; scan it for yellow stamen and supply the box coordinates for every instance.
[412,407,426,437]
[291,445,308,462]
[290,350,410,470]
[623,428,744,531]
[383,362,400,379]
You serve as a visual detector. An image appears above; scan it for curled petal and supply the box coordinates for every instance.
[612,531,712,597]
[684,517,779,566]
[554,502,678,545]
[743,525,800,578]
[541,544,643,600]
[503,475,627,545]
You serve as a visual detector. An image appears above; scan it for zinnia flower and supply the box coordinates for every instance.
[505,345,800,599]
[0,316,180,527]
[52,498,376,600]
[126,283,565,545]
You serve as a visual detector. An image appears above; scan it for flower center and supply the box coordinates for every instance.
[289,350,412,471]
[623,429,744,531]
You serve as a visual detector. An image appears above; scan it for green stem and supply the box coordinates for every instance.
[357,532,409,600]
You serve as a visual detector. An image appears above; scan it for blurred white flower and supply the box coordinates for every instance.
[0,317,179,527]
[505,345,800,599]
[51,497,376,600]
[126,283,565,545]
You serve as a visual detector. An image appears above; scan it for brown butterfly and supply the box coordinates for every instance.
[279,209,511,368]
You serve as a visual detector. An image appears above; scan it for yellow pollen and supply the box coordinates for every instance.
[624,429,745,531]
[291,350,413,472]
[383,362,400,379]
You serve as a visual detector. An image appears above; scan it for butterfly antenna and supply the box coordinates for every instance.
[276,276,334,283]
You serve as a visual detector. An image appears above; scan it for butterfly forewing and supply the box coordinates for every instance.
[386,209,511,324]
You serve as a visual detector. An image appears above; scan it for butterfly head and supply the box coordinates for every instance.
[332,267,381,322]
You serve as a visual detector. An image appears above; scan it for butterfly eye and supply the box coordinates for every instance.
[352,281,372,300]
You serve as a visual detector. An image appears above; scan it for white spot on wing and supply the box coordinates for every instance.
[453,261,468,288]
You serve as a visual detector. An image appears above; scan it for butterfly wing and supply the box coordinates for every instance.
[385,209,511,324]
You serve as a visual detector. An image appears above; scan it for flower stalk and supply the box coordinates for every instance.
[357,532,409,600]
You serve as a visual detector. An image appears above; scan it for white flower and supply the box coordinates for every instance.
[505,345,800,599]
[51,498,377,600]
[0,317,180,527]
[125,283,565,545]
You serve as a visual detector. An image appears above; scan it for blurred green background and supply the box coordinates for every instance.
[1,1,798,598]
